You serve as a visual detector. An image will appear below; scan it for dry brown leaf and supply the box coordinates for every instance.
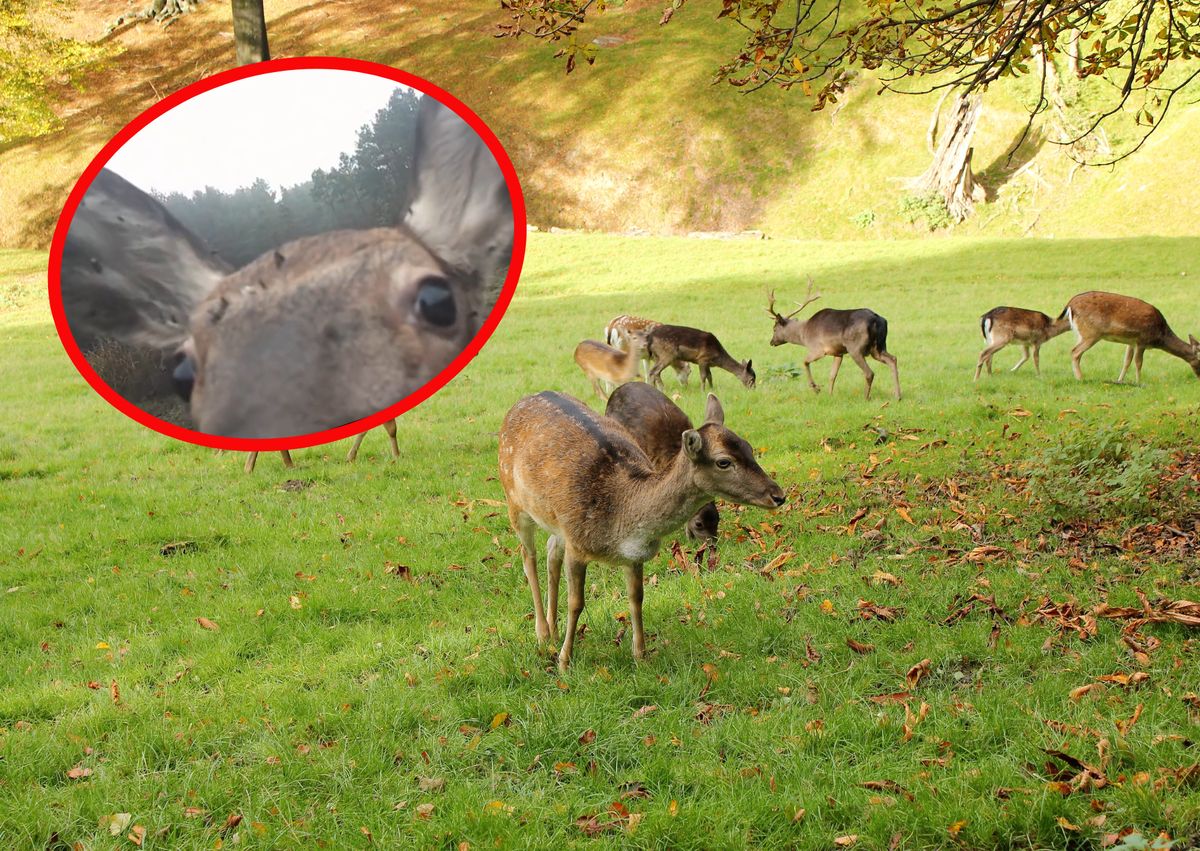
[1070,683,1104,701]
[65,764,92,780]
[578,729,596,745]
[196,617,219,631]
[905,658,932,688]
[834,835,858,847]
[128,825,146,847]
[846,637,875,654]
[630,705,657,720]
[415,802,435,819]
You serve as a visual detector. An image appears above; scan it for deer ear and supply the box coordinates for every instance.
[405,96,514,302]
[1190,334,1198,348]
[703,393,725,426]
[682,429,704,460]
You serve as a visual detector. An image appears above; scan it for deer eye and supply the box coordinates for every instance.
[715,458,733,470]
[415,276,456,328]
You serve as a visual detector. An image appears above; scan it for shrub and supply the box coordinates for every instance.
[898,193,953,231]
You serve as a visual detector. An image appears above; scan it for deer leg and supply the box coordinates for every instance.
[624,562,645,662]
[802,354,822,393]
[1010,344,1030,372]
[1134,346,1145,384]
[827,356,843,394]
[545,535,564,645]
[1070,337,1098,380]
[647,359,667,390]
[699,365,713,391]
[850,351,875,400]
[1032,344,1041,376]
[516,516,550,645]
[346,431,368,462]
[558,553,588,671]
[1117,344,1135,383]
[675,363,692,387]
[975,342,1005,381]
[280,450,293,468]
[383,419,399,459]
[875,351,901,400]
[244,452,258,473]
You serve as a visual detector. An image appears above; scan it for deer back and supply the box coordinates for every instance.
[1063,291,1171,344]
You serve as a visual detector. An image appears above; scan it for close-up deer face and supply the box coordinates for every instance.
[59,91,516,440]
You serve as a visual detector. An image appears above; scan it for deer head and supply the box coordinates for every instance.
[61,95,514,439]
[767,279,821,346]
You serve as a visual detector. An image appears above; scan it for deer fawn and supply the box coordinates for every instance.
[604,382,720,542]
[646,325,755,391]
[974,306,1069,381]
[605,314,691,385]
[766,283,900,400]
[61,95,514,438]
[573,332,647,398]
[1060,291,1200,383]
[498,391,783,669]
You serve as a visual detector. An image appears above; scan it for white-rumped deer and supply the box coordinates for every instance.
[573,333,646,398]
[604,314,691,385]
[974,306,1070,380]
[646,325,755,391]
[61,95,514,439]
[1060,291,1200,383]
[498,391,783,669]
[766,283,900,401]
[604,382,720,542]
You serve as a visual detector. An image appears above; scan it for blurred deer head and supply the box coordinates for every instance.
[61,95,514,438]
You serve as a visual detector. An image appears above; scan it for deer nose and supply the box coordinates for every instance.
[172,354,195,401]
[770,491,786,508]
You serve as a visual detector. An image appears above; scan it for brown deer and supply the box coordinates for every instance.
[573,332,647,398]
[60,94,514,439]
[604,314,691,385]
[498,391,784,669]
[974,306,1070,381]
[1060,291,1200,383]
[766,283,901,400]
[604,382,719,542]
[241,418,399,471]
[646,325,755,391]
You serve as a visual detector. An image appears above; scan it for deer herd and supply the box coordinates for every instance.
[509,284,1198,670]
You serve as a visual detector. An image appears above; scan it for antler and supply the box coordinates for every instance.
[786,276,821,318]
[765,288,781,319]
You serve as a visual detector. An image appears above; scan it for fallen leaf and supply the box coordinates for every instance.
[578,729,596,745]
[630,705,658,720]
[128,824,145,846]
[415,803,435,819]
[490,712,509,729]
[104,813,132,835]
[948,819,967,837]
[905,659,932,688]
[417,776,445,793]
[110,679,121,705]
[834,835,858,847]
[222,813,243,832]
[65,764,92,780]
[196,617,219,631]
[846,638,875,654]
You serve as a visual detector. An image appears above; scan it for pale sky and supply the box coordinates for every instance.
[106,69,410,197]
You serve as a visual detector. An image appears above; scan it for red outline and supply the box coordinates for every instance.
[47,57,526,452]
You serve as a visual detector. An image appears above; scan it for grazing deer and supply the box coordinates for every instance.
[573,332,647,398]
[604,382,719,542]
[604,314,691,385]
[241,418,399,471]
[498,391,783,669]
[766,283,900,401]
[1060,291,1200,383]
[974,306,1070,380]
[60,95,514,439]
[646,325,755,391]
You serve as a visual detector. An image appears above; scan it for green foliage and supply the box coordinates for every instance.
[1025,425,1181,522]
[850,209,876,229]
[898,193,952,231]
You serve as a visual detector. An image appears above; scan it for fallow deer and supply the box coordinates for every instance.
[646,325,755,392]
[60,94,514,439]
[766,283,900,401]
[573,332,647,398]
[498,391,784,669]
[604,382,719,542]
[1059,291,1200,383]
[974,306,1069,381]
[241,418,399,471]
[604,314,691,385]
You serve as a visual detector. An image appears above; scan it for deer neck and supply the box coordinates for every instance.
[1160,330,1200,368]
[616,451,709,557]
[784,318,811,346]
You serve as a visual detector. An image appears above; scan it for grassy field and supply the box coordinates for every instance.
[2,233,1200,849]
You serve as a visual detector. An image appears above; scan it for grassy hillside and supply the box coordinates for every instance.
[2,0,1198,248]
[3,233,1200,848]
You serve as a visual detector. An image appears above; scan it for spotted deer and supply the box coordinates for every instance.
[573,332,647,398]
[766,283,900,400]
[646,325,755,391]
[498,391,784,669]
[60,95,514,439]
[604,382,719,542]
[974,306,1069,380]
[1060,291,1200,383]
[604,314,691,385]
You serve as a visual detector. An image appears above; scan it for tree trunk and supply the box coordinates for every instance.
[232,0,270,65]
[908,92,985,222]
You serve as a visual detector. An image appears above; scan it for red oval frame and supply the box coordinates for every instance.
[47,57,526,452]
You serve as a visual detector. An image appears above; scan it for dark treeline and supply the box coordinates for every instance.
[156,87,421,269]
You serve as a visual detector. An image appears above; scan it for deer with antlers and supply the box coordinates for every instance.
[974,306,1070,381]
[1059,291,1200,383]
[766,281,900,400]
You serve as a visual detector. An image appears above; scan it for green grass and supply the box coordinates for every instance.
[3,233,1200,849]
